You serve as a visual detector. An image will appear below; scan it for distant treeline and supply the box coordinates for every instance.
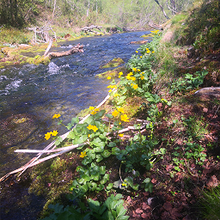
[0,0,195,28]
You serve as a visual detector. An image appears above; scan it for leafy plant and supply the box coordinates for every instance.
[43,194,129,220]
[169,70,208,94]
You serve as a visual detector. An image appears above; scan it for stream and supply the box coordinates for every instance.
[0,31,150,219]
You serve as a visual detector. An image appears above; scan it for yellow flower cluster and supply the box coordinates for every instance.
[118,72,123,78]
[87,124,98,132]
[107,84,117,93]
[126,72,133,80]
[80,151,87,158]
[140,72,145,80]
[151,30,159,34]
[52,114,61,119]
[118,133,124,137]
[107,76,111,80]
[45,130,58,140]
[89,106,100,115]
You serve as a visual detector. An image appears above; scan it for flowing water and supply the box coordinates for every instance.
[0,31,150,219]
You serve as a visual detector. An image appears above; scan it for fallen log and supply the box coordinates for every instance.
[81,25,102,34]
[194,87,220,100]
[45,43,84,59]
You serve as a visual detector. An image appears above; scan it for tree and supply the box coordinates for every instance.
[153,0,170,19]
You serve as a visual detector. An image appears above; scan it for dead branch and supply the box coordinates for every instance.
[81,25,102,34]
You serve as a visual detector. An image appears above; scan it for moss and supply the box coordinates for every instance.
[101,57,124,69]
[97,66,127,79]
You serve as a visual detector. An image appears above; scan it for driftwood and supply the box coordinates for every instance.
[81,25,102,34]
[45,43,84,59]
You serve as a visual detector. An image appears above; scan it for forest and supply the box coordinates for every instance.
[0,0,194,29]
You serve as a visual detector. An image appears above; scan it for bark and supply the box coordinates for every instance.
[153,0,170,19]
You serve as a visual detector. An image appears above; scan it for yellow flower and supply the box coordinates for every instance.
[122,183,127,186]
[112,110,119,117]
[126,75,131,80]
[107,85,116,89]
[87,125,98,132]
[108,89,112,93]
[133,84,138,89]
[121,114,129,122]
[131,77,136,81]
[146,50,150,53]
[136,50,138,53]
[107,76,111,80]
[80,151,87,158]
[140,56,142,58]
[141,76,144,80]
[114,93,119,97]
[133,68,137,72]
[117,107,124,113]
[88,134,90,138]
[51,130,58,136]
[151,30,159,34]
[128,72,133,76]
[152,51,155,53]
[118,134,124,137]
[87,124,93,130]
[146,48,149,50]
[92,125,98,132]
[137,69,141,72]
[52,114,61,119]
[89,106,95,110]
[119,72,123,76]
[45,132,51,140]
[91,108,100,115]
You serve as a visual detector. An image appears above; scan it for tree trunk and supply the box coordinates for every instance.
[153,0,170,19]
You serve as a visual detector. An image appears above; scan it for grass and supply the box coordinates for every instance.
[199,187,220,220]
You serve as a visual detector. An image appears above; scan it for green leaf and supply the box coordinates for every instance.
[55,137,63,146]
[108,142,116,148]
[117,216,129,220]
[94,145,105,153]
[100,174,109,184]
[92,138,105,148]
[71,117,79,125]
[102,150,111,158]
[96,154,103,162]
[116,203,127,217]
[106,183,113,190]
[96,184,104,191]
[125,176,139,190]
[88,198,100,213]
[94,110,106,120]
[99,166,106,175]
[106,114,113,119]
[112,147,121,155]
[88,181,97,191]
[84,116,94,124]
